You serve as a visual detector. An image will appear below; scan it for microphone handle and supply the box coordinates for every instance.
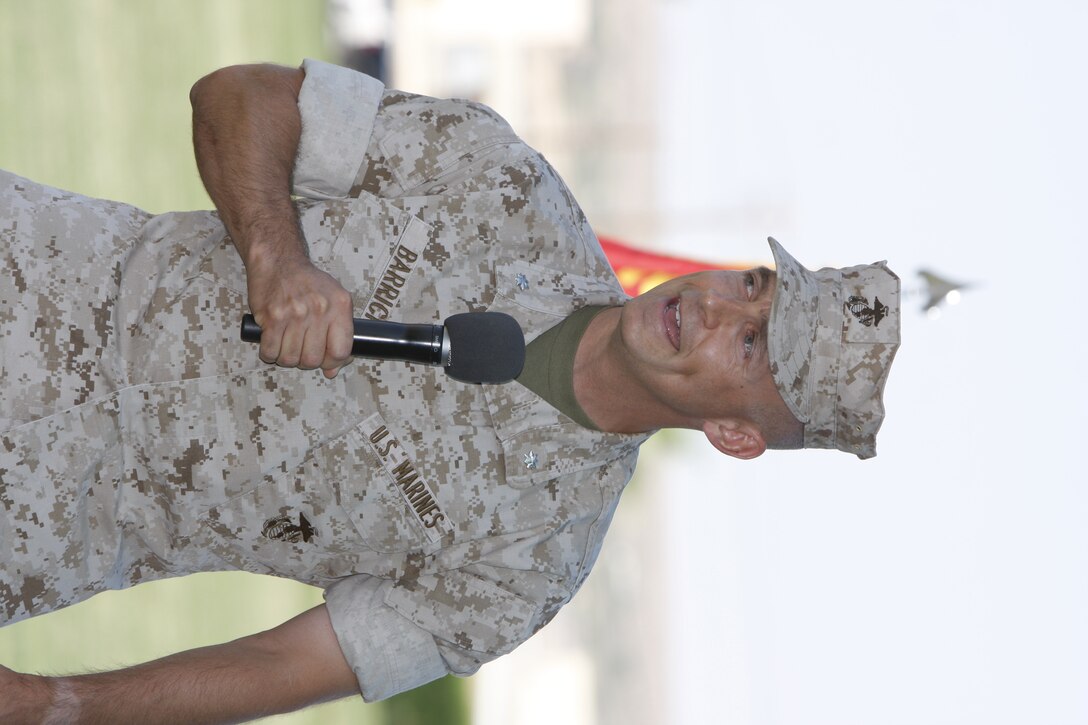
[240,314,445,366]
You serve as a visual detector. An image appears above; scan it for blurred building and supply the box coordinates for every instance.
[327,0,392,82]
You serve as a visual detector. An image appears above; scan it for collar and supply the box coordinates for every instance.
[482,258,649,489]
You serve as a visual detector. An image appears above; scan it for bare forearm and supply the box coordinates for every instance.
[38,639,325,724]
[190,63,307,270]
[2,605,359,725]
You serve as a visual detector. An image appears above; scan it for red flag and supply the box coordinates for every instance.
[598,236,746,297]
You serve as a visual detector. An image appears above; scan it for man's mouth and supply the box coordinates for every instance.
[664,298,681,350]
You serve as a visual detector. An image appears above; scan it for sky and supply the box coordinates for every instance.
[651,1,1088,723]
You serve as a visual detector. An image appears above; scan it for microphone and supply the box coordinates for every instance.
[240,312,525,384]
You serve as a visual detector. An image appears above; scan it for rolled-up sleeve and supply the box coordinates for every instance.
[293,58,385,199]
[324,565,553,702]
[324,575,448,702]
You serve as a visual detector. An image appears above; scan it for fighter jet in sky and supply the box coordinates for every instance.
[916,268,971,313]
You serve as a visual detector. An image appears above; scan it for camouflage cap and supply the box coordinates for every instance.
[767,237,901,459]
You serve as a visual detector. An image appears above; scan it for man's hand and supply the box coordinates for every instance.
[247,252,354,378]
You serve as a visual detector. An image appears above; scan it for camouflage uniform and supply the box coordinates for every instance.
[0,59,649,701]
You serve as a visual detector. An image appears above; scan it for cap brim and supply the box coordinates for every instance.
[767,237,820,424]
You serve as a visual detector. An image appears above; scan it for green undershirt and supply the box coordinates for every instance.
[515,305,613,432]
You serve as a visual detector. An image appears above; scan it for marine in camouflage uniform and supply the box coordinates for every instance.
[0,59,647,700]
[0,59,901,705]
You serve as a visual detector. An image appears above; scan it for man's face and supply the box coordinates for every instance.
[617,267,783,424]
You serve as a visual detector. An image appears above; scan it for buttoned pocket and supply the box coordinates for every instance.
[319,196,445,323]
[193,417,442,585]
[316,417,450,554]
[194,448,374,584]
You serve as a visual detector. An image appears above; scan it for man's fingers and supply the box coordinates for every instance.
[297,323,329,370]
[247,261,353,373]
[255,306,353,372]
[320,315,354,377]
[273,316,308,368]
[257,317,284,365]
[327,310,354,361]
[316,287,354,376]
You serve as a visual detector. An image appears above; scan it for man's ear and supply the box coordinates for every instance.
[702,419,767,460]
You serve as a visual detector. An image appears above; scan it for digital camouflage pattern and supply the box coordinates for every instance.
[767,237,901,459]
[0,59,648,701]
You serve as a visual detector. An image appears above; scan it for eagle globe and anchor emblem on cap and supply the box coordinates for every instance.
[845,295,889,327]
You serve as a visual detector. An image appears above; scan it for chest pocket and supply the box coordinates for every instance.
[319,415,454,554]
[193,417,440,585]
[316,195,441,322]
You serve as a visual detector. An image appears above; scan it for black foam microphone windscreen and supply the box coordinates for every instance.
[443,312,526,383]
